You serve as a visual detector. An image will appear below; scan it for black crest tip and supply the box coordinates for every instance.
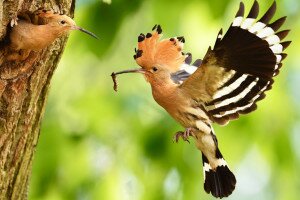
[138,34,145,42]
[177,36,185,43]
[146,33,152,38]
[136,49,143,58]
[152,24,157,31]
[157,25,162,34]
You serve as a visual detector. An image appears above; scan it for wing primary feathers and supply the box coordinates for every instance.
[215,29,223,44]
[268,17,287,31]
[247,0,259,18]
[259,1,276,24]
[183,1,291,125]
[276,30,290,40]
[180,1,290,125]
[281,41,292,50]
[280,53,288,61]
[171,55,202,84]
[185,53,192,64]
[192,59,202,67]
[235,2,245,17]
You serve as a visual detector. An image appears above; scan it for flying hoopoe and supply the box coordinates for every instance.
[4,9,98,61]
[112,1,290,198]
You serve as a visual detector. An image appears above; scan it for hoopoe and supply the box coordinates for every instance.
[112,1,290,198]
[6,9,98,61]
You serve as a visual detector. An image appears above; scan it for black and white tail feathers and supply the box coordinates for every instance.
[202,151,236,199]
[201,129,236,198]
[205,1,291,125]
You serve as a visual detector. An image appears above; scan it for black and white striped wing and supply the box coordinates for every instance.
[181,1,291,125]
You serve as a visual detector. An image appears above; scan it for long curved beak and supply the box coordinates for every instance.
[74,26,99,39]
[111,68,146,91]
[112,68,146,75]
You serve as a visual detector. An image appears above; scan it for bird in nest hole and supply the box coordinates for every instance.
[1,8,98,62]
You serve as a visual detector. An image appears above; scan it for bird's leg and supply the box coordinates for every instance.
[173,127,193,143]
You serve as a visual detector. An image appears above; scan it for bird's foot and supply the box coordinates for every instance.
[10,17,18,27]
[173,128,192,143]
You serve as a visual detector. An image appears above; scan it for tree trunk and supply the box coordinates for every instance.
[0,0,75,199]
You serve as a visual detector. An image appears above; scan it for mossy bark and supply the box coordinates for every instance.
[0,0,75,199]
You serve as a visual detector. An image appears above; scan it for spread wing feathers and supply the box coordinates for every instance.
[171,53,202,84]
[181,1,290,125]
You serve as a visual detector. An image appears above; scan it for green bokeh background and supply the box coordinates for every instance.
[29,0,300,199]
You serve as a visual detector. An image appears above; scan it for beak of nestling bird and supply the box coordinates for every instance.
[73,26,99,39]
[111,68,147,91]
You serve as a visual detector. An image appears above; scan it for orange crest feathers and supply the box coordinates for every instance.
[134,25,186,72]
[35,9,59,18]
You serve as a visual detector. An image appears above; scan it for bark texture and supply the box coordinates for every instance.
[0,0,75,199]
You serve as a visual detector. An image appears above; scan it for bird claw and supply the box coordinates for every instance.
[10,17,18,27]
[173,128,192,143]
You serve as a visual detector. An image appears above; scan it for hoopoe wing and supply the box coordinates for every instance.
[171,53,202,84]
[181,1,291,125]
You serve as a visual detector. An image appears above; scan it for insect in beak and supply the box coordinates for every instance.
[111,68,147,92]
[74,26,99,39]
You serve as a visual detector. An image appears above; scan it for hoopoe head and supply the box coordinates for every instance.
[36,9,98,39]
[113,25,186,86]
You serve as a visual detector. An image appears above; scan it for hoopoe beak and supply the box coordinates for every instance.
[112,68,146,76]
[73,26,99,39]
[111,68,147,92]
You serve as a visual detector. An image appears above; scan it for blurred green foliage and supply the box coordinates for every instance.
[29,0,300,199]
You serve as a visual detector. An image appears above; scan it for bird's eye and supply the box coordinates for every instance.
[60,20,66,25]
[152,67,158,72]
